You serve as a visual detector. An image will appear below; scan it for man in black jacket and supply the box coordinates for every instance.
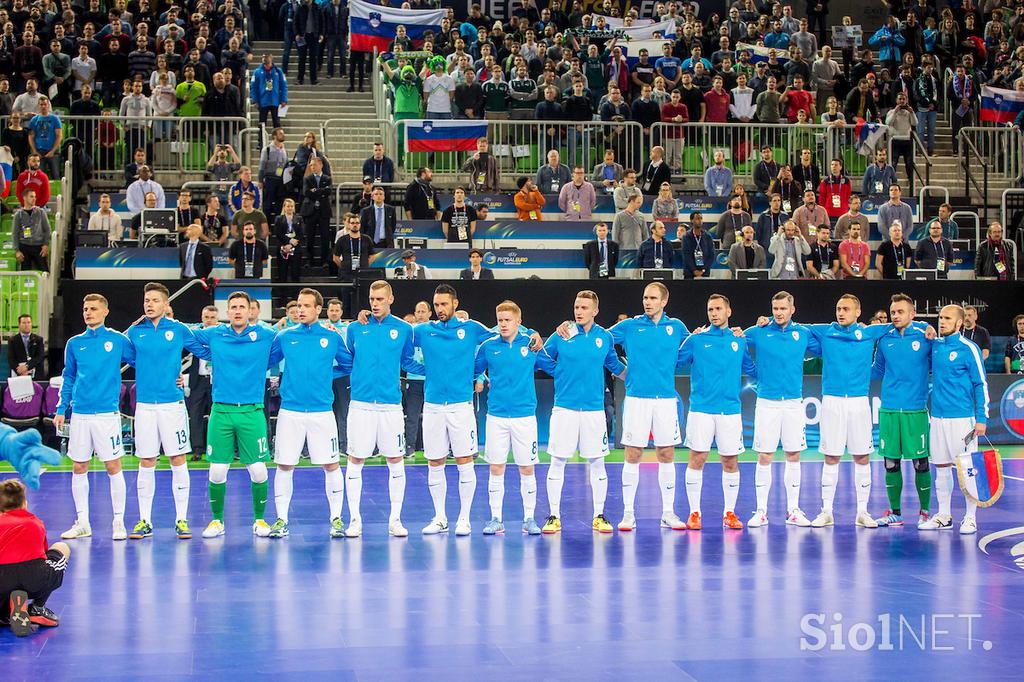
[8,314,45,379]
[323,0,348,79]
[404,167,440,220]
[360,186,397,248]
[295,0,324,86]
[333,212,376,281]
[185,305,218,461]
[583,222,619,278]
[179,223,214,279]
[459,248,495,279]
[639,145,672,195]
[301,156,333,265]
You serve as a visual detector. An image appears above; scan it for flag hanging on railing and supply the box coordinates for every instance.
[980,85,1024,124]
[619,19,678,40]
[405,120,488,153]
[349,0,446,53]
[0,147,12,196]
[854,120,888,156]
[735,43,790,64]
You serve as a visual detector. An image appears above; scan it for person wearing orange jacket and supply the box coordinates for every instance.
[513,176,545,221]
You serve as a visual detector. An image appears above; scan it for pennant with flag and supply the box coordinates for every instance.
[980,85,1024,124]
[622,39,674,66]
[349,0,445,54]
[736,43,790,65]
[405,120,488,153]
[956,447,1004,507]
[619,19,677,40]
[0,147,12,197]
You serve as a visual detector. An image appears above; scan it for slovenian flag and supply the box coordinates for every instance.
[736,43,790,64]
[956,448,1004,507]
[980,85,1024,124]
[854,120,888,155]
[349,0,446,54]
[0,147,12,197]
[405,120,488,153]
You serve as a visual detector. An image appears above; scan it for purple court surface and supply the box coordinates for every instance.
[3,460,1024,681]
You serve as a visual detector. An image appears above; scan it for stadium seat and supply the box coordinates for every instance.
[1,381,44,430]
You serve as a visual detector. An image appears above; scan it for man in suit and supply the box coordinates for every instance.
[727,225,768,276]
[295,0,324,86]
[460,248,495,280]
[583,222,619,278]
[637,220,675,269]
[8,314,45,379]
[360,186,397,248]
[179,223,214,279]
[975,221,1017,280]
[333,212,375,281]
[301,156,334,266]
[185,305,219,461]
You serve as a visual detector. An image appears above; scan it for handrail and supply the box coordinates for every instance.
[120,277,214,373]
[907,131,932,194]
[1000,187,1024,234]
[333,181,408,228]
[949,210,982,246]
[918,184,949,219]
[959,131,990,224]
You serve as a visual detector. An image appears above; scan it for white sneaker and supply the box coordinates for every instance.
[660,512,686,530]
[855,511,879,529]
[959,516,978,535]
[454,518,472,536]
[811,510,834,528]
[618,512,637,532]
[252,520,272,537]
[748,510,769,528]
[421,518,448,535]
[344,518,362,538]
[202,520,225,538]
[786,509,811,527]
[112,519,128,541]
[388,519,409,537]
[919,513,953,530]
[61,520,92,539]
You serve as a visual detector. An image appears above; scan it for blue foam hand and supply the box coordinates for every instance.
[0,426,62,489]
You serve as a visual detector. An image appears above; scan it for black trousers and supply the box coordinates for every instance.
[306,211,333,265]
[0,550,66,613]
[349,50,367,88]
[402,379,424,456]
[186,375,212,454]
[297,34,320,84]
[332,375,350,453]
[18,244,47,271]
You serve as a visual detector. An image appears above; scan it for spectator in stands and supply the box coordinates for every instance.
[442,187,478,245]
[462,137,500,193]
[250,54,288,129]
[71,43,97,96]
[8,313,44,379]
[558,166,597,220]
[482,65,511,119]
[14,151,49,208]
[1006,315,1024,374]
[150,72,177,139]
[834,194,870,240]
[201,196,230,246]
[42,39,70,107]
[203,71,244,127]
[179,223,214,280]
[593,149,624,194]
[584,222,618,279]
[362,143,396,185]
[231,191,270,240]
[728,225,767,277]
[702,75,730,123]
[351,177,374,214]
[637,220,673,269]
[613,192,646,251]
[3,111,30,174]
[514,176,545,220]
[206,144,242,182]
[876,221,912,279]
[399,250,432,280]
[130,192,159,239]
[915,60,939,155]
[755,193,788,252]
[536,149,572,194]
[229,221,270,279]
[704,150,733,198]
[844,78,879,122]
[962,306,991,360]
[877,183,914,234]
[791,148,821,195]
[914,219,953,278]
[819,158,852,218]
[631,83,661,139]
[861,149,897,197]
[639,145,671,195]
[88,193,121,243]
[461,248,494,280]
[258,129,289,221]
[652,182,679,221]
[175,65,206,117]
[792,189,829,241]
[25,96,62,179]
[333,212,374,280]
[174,191,199,243]
[12,78,42,116]
[839,222,871,279]
[12,188,50,272]
[680,212,715,279]
[455,68,485,118]
[754,76,783,123]
[660,88,688,174]
[753,146,780,196]
[886,92,917,181]
[360,185,397,249]
[295,0,324,86]
[424,58,456,119]
[869,16,905,73]
[301,159,338,265]
[273,198,305,283]
[404,167,439,221]
[807,225,841,279]
[976,222,1016,280]
[924,203,959,240]
[781,74,815,123]
[768,164,802,214]
[717,195,753,249]
[769,220,810,280]
[228,166,261,217]
[119,81,152,159]
[812,45,840,111]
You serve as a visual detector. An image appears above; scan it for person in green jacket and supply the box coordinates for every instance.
[175,65,206,117]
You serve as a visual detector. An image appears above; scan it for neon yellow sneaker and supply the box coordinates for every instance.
[592,514,613,533]
[542,515,561,534]
[175,519,192,540]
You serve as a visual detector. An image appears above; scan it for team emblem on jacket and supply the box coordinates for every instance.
[103,341,113,352]
[520,346,528,357]
[854,329,863,340]
[912,340,921,351]
[666,326,673,335]
[390,329,399,340]
[165,331,174,341]
[249,331,258,341]
[457,329,466,339]
[320,338,328,348]
[731,341,738,352]
[595,337,603,348]
[792,331,800,340]
[950,352,958,361]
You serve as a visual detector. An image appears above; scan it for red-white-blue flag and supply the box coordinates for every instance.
[956,448,1004,507]
[349,0,445,54]
[980,85,1024,124]
[405,120,488,153]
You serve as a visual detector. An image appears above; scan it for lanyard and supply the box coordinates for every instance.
[892,242,905,264]
[654,240,663,262]
[351,237,360,260]
[827,176,843,193]
[816,243,831,265]
[243,241,254,266]
[374,160,384,179]
[932,239,945,260]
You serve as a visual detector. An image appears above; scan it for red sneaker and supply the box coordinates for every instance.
[723,511,744,530]
[686,511,702,530]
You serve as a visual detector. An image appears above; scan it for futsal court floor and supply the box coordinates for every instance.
[3,455,1024,681]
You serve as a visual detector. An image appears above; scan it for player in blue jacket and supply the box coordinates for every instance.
[676,294,756,530]
[920,305,990,534]
[539,290,625,534]
[55,293,136,542]
[473,301,555,536]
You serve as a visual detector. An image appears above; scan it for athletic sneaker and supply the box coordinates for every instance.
[175,519,192,540]
[28,604,59,627]
[523,518,542,535]
[268,519,289,538]
[112,519,128,541]
[919,513,953,530]
[345,518,363,538]
[617,512,636,532]
[748,510,769,528]
[202,520,225,538]
[330,518,346,538]
[686,511,702,530]
[8,591,30,637]
[855,511,879,528]
[389,519,409,537]
[916,511,931,529]
[542,515,561,534]
[592,514,613,533]
[660,512,686,530]
[875,510,904,527]
[723,511,743,530]
[60,520,92,539]
[786,509,812,527]
[454,519,472,536]
[422,518,449,535]
[482,518,505,535]
[129,520,153,539]
[811,510,834,528]
[253,520,273,537]
[959,516,978,535]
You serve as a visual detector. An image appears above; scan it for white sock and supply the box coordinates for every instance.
[936,466,953,517]
[546,457,567,517]
[965,498,977,521]
[854,462,871,514]
[723,470,740,513]
[521,473,537,520]
[346,461,364,521]
[488,472,504,521]
[685,467,703,515]
[658,462,676,513]
[457,462,476,523]
[428,464,447,521]
[755,463,771,512]
[621,461,639,513]
[109,471,126,522]
[590,458,608,516]
[325,467,344,521]
[821,462,839,511]
[387,460,406,521]
[784,460,801,513]
[72,472,90,525]
[137,466,156,523]
[170,462,190,521]
[274,467,294,522]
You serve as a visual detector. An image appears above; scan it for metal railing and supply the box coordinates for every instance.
[902,131,932,195]
[950,211,981,245]
[321,118,399,180]
[959,131,990,224]
[333,181,408,229]
[0,271,50,341]
[918,185,949,220]
[958,127,1023,186]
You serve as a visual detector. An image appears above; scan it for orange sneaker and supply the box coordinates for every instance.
[723,511,744,530]
[686,511,702,530]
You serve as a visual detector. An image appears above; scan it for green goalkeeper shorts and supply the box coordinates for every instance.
[206,403,269,465]
[878,408,929,460]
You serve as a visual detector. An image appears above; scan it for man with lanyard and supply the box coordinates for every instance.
[124,283,210,541]
[913,220,953,278]
[807,225,840,279]
[191,291,277,539]
[640,146,672,195]
[754,193,788,252]
[228,222,269,279]
[557,165,596,220]
[266,288,353,540]
[258,128,288,220]
[539,291,625,534]
[833,194,870,240]
[753,146,780,195]
[962,306,991,361]
[362,143,395,186]
[818,159,851,219]
[861,149,897,197]
[535,149,571,195]
[1005,315,1024,375]
[838,222,871,279]
[638,220,673,269]
[768,220,810,279]
[875,222,912,280]
[871,294,933,528]
[441,187,478,245]
[716,195,752,249]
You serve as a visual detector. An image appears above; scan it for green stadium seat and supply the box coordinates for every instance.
[50,180,62,197]
[682,147,706,174]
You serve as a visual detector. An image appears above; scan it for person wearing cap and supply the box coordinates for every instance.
[399,250,432,279]
[460,248,494,280]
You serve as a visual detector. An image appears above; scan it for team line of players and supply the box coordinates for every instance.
[53,281,990,541]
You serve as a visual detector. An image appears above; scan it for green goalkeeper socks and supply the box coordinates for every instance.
[209,481,226,522]
[915,470,932,512]
[251,480,268,519]
[885,470,903,515]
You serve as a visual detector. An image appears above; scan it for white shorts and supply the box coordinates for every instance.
[621,396,681,448]
[685,412,745,457]
[134,402,190,459]
[68,413,124,463]
[422,402,478,460]
[819,396,874,457]
[276,409,340,466]
[347,402,405,460]
[547,408,609,460]
[753,398,806,454]
[485,416,539,466]
[929,417,976,466]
